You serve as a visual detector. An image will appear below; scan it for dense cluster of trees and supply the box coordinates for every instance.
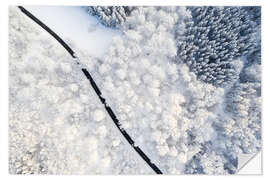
[175,7,260,87]
[90,6,242,174]
[222,63,261,154]
[90,6,261,174]
[9,7,152,175]
[88,6,261,88]
[86,6,136,28]
[10,5,261,175]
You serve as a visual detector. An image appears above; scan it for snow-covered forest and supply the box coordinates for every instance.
[9,6,261,174]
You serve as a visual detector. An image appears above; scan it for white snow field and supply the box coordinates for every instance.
[24,6,120,58]
[9,6,261,174]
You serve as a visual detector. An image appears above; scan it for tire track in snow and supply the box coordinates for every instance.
[18,6,163,174]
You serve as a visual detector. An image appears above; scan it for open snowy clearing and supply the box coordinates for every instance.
[24,6,120,58]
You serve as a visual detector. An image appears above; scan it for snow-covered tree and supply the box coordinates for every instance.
[91,6,261,174]
[86,6,244,174]
[184,142,235,174]
[9,7,153,175]
[9,5,261,175]
[221,65,261,153]
[175,7,260,87]
[86,6,136,28]
[244,7,261,66]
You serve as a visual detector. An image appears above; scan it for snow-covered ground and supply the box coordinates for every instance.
[9,6,261,174]
[24,6,120,58]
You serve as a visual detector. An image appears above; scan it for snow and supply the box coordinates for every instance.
[9,6,261,175]
[178,152,187,163]
[60,62,72,73]
[83,7,228,174]
[80,6,260,174]
[97,125,107,137]
[24,6,120,58]
[70,83,79,92]
[9,7,153,175]
[93,109,106,122]
[115,68,126,80]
